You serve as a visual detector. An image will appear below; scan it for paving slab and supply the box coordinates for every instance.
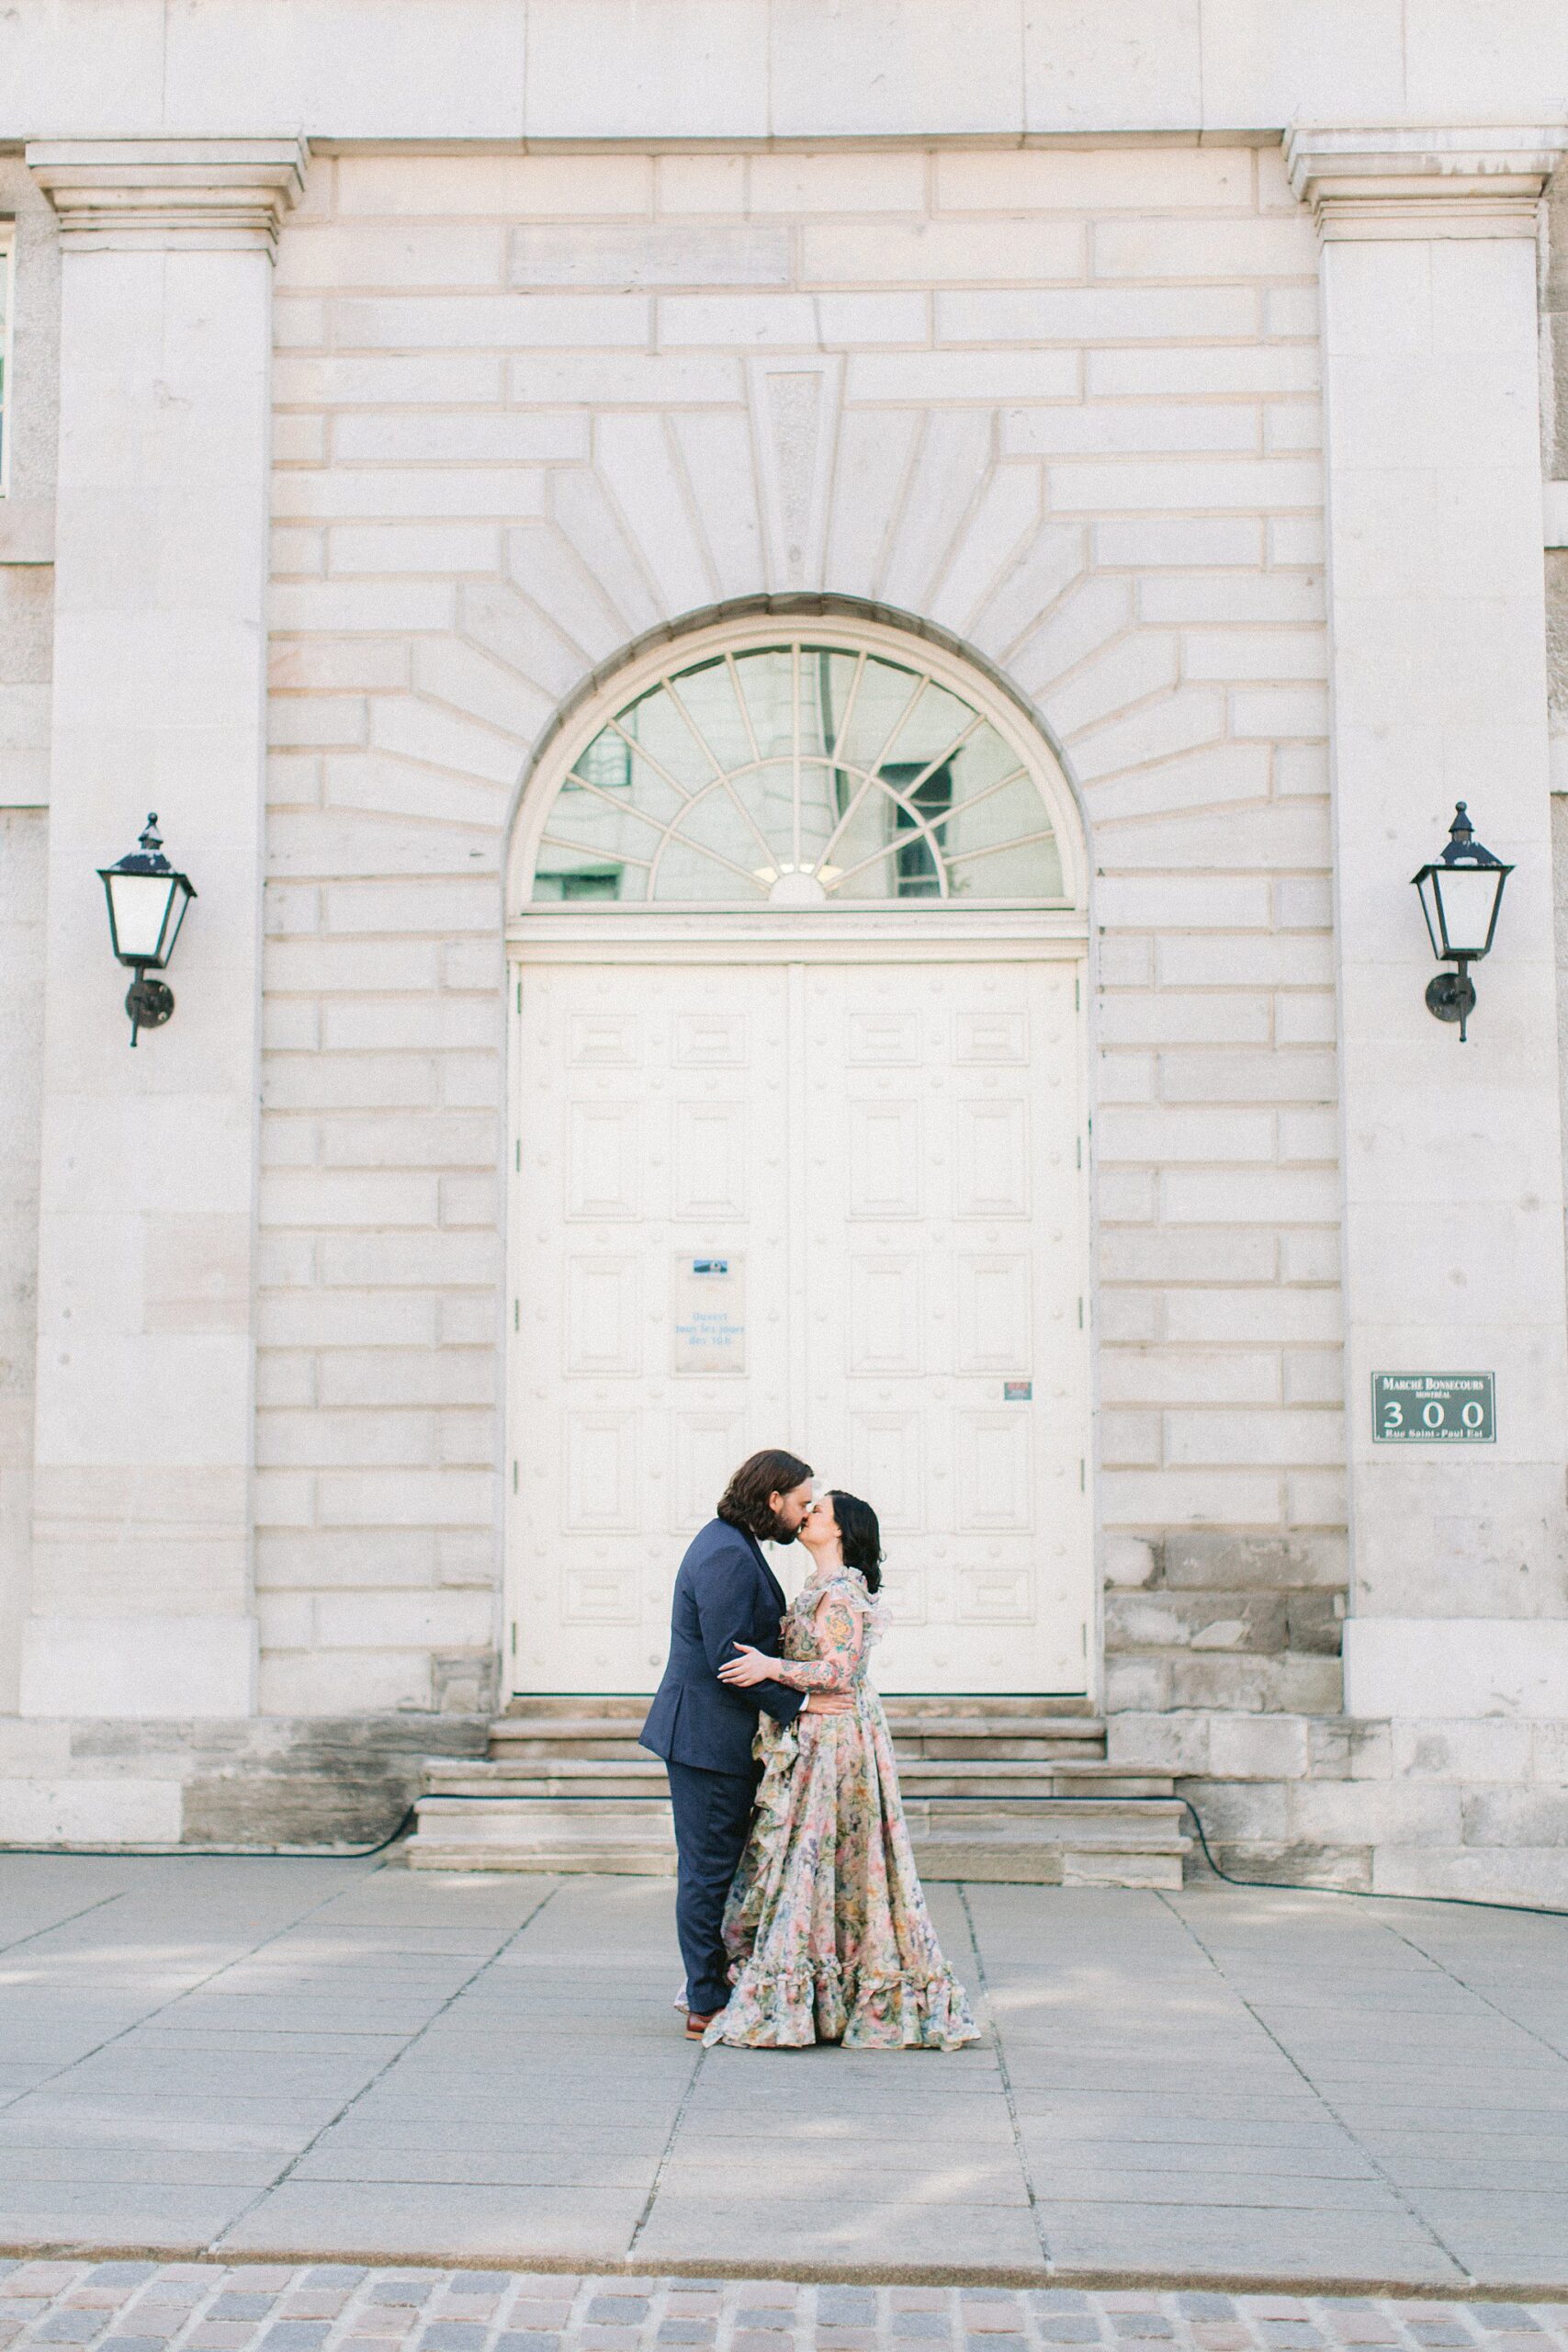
[214,2188,654,2264]
[631,2199,1049,2275]
[287,2155,661,2192]
[1,1860,1566,2290]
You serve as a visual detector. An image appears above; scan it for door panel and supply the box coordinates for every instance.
[671,1101,749,1220]
[567,1102,640,1219]
[510,956,1089,1694]
[847,1100,922,1218]
[800,960,1088,1692]
[513,964,792,1691]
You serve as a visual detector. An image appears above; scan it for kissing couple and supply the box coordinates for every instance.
[640,1447,980,2052]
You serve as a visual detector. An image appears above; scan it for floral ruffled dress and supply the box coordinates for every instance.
[703,1566,980,2051]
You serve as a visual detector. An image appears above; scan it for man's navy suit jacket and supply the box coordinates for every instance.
[640,1516,806,1778]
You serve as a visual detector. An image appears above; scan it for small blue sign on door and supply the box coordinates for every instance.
[675,1255,744,1374]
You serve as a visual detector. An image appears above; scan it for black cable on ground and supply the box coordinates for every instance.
[2,1790,1566,1921]
[0,1804,420,1862]
[1173,1794,1568,1921]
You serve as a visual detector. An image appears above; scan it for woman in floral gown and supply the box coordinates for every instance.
[706,1490,980,2051]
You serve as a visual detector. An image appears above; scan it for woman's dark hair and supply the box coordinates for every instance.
[827,1490,884,1593]
[717,1448,814,1541]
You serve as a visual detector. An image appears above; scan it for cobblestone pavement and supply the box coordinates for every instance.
[1,2265,1567,2352]
[2,1860,1566,2289]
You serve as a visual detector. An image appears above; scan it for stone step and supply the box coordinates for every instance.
[900,1801,1187,1838]
[418,1693,1179,1886]
[912,1836,1188,1890]
[415,1791,1186,1830]
[900,1759,1168,1791]
[417,1796,675,1822]
[429,1758,1173,1802]
[408,1822,677,1876]
[487,1729,664,1762]
[488,1713,1106,1740]
[900,1761,1172,1794]
[487,1707,1109,1765]
[883,1727,1108,1758]
[422,1798,1180,1832]
[404,1762,1189,1886]
[429,1773,670,1804]
[493,1693,1099,1724]
[497,1697,653,1722]
[486,1729,1109,1764]
[405,1812,1187,1888]
[881,1695,1100,1720]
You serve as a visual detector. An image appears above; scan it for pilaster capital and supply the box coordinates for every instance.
[26,137,308,253]
[1284,123,1568,240]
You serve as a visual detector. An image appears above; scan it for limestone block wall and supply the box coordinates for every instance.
[1556,781,1568,1308]
[0,158,57,1724]
[259,139,1344,1720]
[1545,172,1568,490]
[1177,1715,1568,1907]
[1545,166,1568,1522]
[1105,1544,1568,1906]
[0,809,46,1720]
[1545,171,1568,1283]
[1110,1688,1568,1905]
[1103,1530,1343,1724]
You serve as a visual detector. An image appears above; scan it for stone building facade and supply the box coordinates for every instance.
[1,4,1566,1900]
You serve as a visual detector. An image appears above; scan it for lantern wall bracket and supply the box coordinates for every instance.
[125,974,175,1047]
[1425,963,1476,1041]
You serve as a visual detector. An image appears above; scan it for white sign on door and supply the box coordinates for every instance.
[674,1257,746,1374]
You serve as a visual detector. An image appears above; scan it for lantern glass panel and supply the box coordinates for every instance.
[1434,865,1504,959]
[105,870,179,963]
[160,876,193,963]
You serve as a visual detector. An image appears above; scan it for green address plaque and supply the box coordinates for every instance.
[1372,1372,1495,1444]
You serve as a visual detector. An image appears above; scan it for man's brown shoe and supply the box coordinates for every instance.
[686,2010,719,2039]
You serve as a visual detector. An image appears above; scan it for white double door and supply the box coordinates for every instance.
[508,952,1089,1694]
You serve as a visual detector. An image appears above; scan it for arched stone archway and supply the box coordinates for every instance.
[501,609,1093,1699]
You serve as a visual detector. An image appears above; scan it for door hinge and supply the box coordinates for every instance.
[515,1139,521,1172]
[1077,1296,1084,1329]
[512,1460,519,1493]
[513,1299,519,1330]
[1076,1136,1082,1170]
[1074,975,1080,1012]
[1081,1622,1088,1656]
[516,978,522,1013]
[510,1621,518,1657]
[1078,1459,1085,1491]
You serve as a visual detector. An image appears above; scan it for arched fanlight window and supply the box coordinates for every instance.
[526,636,1069,908]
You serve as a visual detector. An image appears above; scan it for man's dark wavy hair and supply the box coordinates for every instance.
[717,1448,814,1541]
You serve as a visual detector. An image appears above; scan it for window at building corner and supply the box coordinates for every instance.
[530,638,1066,908]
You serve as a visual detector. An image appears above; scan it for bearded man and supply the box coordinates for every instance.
[640,1447,852,2037]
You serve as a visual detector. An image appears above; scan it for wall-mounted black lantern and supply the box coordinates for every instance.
[97,813,197,1047]
[1411,803,1512,1044]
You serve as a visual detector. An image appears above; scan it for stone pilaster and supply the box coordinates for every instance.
[1286,125,1568,1721]
[18,140,305,1716]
